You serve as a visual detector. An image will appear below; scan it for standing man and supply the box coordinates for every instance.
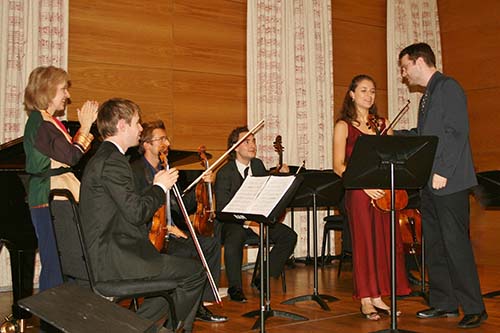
[130,119,227,323]
[215,126,297,302]
[398,42,486,329]
[79,98,206,332]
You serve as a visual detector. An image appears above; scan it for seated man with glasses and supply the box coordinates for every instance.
[130,120,228,323]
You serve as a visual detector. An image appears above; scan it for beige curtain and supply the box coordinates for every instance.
[247,0,334,257]
[387,0,442,129]
[0,0,68,291]
[0,0,68,144]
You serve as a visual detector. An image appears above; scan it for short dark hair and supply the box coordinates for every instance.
[97,98,140,138]
[227,126,249,159]
[398,42,436,67]
[138,120,166,154]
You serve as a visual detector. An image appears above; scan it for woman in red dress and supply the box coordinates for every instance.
[333,74,410,320]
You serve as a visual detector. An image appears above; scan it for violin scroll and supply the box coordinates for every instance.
[272,135,284,174]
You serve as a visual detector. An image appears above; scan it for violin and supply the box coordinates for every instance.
[148,149,170,252]
[366,110,409,212]
[149,205,167,252]
[193,146,215,237]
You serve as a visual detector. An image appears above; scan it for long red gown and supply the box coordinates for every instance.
[344,122,411,299]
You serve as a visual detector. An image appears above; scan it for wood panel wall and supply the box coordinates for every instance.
[332,1,388,119]
[68,0,246,168]
[438,0,500,171]
[68,0,498,171]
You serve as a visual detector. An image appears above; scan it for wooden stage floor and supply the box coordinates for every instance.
[1,199,499,332]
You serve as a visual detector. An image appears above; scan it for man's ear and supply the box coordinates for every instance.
[116,118,126,132]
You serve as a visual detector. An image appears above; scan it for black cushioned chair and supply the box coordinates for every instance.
[49,188,178,330]
[246,237,287,293]
[321,213,351,277]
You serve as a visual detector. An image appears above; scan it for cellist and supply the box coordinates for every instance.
[130,119,228,323]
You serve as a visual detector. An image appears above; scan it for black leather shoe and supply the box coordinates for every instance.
[458,311,488,329]
[195,305,229,323]
[416,307,459,319]
[228,286,247,303]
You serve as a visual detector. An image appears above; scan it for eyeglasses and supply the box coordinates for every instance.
[148,136,169,143]
[399,59,415,75]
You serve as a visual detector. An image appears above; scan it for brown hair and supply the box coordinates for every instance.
[23,66,70,112]
[227,126,249,159]
[97,98,141,138]
[337,74,379,126]
[138,120,166,154]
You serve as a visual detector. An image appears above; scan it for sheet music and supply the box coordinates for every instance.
[222,175,296,217]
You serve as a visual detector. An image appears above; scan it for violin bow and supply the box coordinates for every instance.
[182,119,265,195]
[380,99,411,136]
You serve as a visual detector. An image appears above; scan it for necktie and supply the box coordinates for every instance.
[419,91,429,116]
[244,166,249,179]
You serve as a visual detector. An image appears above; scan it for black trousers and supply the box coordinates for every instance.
[218,221,297,289]
[166,234,221,302]
[136,254,206,332]
[421,188,485,314]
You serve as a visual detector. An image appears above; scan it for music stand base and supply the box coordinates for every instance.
[372,329,418,333]
[293,256,314,265]
[483,290,500,298]
[242,308,308,330]
[398,291,429,303]
[281,293,339,311]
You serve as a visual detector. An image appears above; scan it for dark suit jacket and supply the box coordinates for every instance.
[79,141,166,281]
[418,71,477,195]
[215,158,268,215]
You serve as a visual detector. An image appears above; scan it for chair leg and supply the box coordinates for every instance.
[281,269,286,293]
[337,255,343,278]
[321,228,328,267]
[252,247,261,283]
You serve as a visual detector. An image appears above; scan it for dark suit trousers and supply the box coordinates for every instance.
[136,254,206,331]
[421,188,485,314]
[165,235,221,302]
[220,221,297,289]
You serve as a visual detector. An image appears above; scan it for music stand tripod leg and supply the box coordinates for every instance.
[282,192,339,311]
[372,163,417,333]
[242,222,308,332]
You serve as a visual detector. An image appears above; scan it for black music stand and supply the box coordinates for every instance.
[218,175,307,332]
[281,171,344,311]
[343,135,437,333]
[475,170,500,298]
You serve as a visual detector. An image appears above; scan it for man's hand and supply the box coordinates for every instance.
[432,173,447,190]
[154,168,179,190]
[245,221,260,236]
[167,225,188,239]
[279,163,290,173]
[202,170,215,183]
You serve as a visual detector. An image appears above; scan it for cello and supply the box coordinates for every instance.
[193,146,216,237]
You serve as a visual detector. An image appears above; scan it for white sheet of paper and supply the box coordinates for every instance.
[222,175,296,217]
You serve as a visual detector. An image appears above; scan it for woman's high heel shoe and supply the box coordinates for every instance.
[360,305,381,321]
[373,305,402,317]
